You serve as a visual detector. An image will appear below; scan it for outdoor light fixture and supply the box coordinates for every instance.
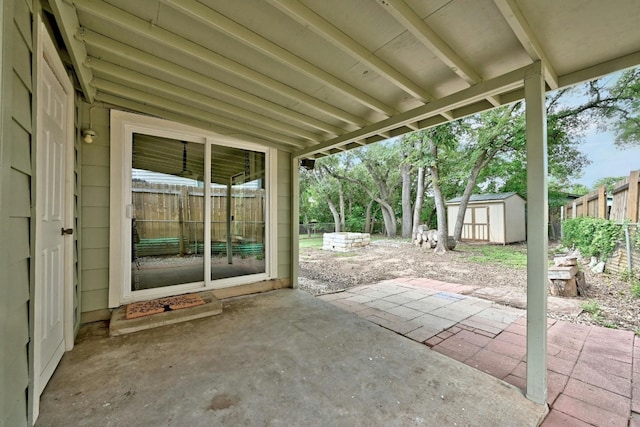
[82,106,97,143]
[82,128,96,144]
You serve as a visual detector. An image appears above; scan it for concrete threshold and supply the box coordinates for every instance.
[109,291,222,336]
[37,289,547,426]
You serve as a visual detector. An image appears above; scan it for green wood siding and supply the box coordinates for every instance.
[276,150,291,280]
[0,1,33,425]
[79,103,111,313]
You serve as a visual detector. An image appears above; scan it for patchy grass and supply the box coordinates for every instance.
[332,252,358,258]
[299,237,324,249]
[581,300,601,315]
[463,244,527,268]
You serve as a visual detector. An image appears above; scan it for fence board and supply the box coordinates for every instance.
[565,170,640,222]
[132,182,265,257]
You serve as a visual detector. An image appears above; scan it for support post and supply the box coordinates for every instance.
[291,155,300,288]
[226,179,233,264]
[525,61,548,405]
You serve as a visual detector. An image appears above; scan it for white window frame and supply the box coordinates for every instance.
[109,111,275,307]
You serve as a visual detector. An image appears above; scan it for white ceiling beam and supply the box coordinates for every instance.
[376,0,501,107]
[49,0,95,102]
[294,63,532,157]
[268,0,437,103]
[164,0,396,117]
[77,30,345,136]
[376,0,480,85]
[91,79,308,149]
[71,0,367,127]
[493,0,559,89]
[87,59,323,143]
[95,93,294,152]
[558,50,640,90]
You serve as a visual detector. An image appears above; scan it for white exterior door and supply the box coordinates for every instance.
[33,22,74,420]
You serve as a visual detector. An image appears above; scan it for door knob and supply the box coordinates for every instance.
[61,228,74,235]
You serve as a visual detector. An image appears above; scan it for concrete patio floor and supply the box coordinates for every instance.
[35,289,546,426]
[320,278,640,426]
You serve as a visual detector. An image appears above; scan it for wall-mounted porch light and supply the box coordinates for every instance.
[82,106,97,143]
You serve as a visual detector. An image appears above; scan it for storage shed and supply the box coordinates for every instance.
[447,193,526,244]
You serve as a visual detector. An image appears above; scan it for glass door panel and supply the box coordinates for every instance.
[210,145,266,280]
[131,134,205,290]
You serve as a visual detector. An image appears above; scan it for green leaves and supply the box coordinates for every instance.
[562,217,623,260]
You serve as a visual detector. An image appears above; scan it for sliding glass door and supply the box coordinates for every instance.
[110,111,271,305]
[209,145,266,281]
[130,135,205,291]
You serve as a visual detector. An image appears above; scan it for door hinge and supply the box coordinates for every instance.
[61,227,74,236]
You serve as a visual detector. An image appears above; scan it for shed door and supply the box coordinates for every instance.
[462,206,490,241]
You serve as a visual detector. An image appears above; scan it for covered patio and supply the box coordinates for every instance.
[35,289,547,426]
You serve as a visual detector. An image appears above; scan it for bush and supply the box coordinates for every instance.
[562,217,622,260]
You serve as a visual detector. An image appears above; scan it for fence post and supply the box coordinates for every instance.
[178,187,187,256]
[627,170,639,222]
[598,185,607,219]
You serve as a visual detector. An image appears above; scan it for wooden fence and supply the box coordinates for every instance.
[564,170,640,222]
[132,182,265,257]
[563,170,640,275]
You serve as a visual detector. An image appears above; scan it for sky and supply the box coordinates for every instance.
[553,69,639,190]
[575,129,640,189]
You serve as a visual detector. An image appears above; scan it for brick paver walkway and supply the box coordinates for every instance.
[319,277,639,426]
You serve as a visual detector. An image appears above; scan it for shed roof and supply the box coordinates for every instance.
[48,0,640,158]
[446,192,524,204]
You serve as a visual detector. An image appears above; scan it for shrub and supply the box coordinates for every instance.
[562,217,622,260]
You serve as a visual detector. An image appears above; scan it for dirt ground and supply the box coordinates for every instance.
[298,239,640,333]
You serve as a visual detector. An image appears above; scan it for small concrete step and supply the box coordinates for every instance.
[109,291,222,337]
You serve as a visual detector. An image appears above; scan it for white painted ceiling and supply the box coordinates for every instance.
[50,0,640,159]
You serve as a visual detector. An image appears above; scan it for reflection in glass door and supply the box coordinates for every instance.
[131,134,205,290]
[210,145,266,280]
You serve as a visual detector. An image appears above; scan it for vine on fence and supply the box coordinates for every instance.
[562,217,623,261]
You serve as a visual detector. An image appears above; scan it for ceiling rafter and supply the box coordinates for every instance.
[493,0,559,89]
[87,58,324,142]
[71,0,367,127]
[91,79,308,149]
[268,0,441,105]
[49,0,95,102]
[164,0,396,117]
[96,93,294,152]
[294,64,532,158]
[76,30,345,136]
[375,0,501,107]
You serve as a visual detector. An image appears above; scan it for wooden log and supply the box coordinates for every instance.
[548,266,578,280]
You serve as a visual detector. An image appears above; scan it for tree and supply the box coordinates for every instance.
[592,176,625,194]
[325,143,402,237]
[592,67,640,148]
[402,124,460,253]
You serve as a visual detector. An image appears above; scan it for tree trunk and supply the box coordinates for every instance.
[430,144,448,254]
[378,199,397,238]
[401,162,413,238]
[338,182,346,232]
[327,198,341,232]
[304,213,311,238]
[452,153,486,242]
[411,167,425,241]
[365,199,374,233]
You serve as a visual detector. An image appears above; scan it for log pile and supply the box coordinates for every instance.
[548,256,588,297]
[414,225,438,249]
